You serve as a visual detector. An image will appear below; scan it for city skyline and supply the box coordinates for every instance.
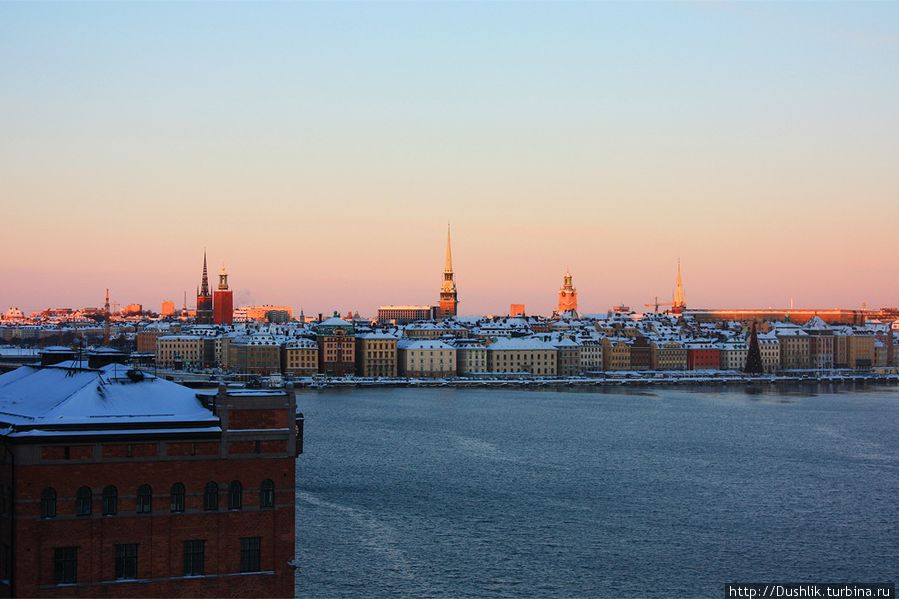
[2,2,898,314]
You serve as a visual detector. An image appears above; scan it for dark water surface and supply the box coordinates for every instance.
[294,386,899,598]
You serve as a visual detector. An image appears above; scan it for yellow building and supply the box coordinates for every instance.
[486,337,557,376]
[602,337,632,371]
[227,334,281,375]
[847,333,875,368]
[650,340,687,370]
[282,338,319,376]
[355,333,398,378]
[156,335,212,369]
[398,340,457,378]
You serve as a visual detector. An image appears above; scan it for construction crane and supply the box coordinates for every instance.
[644,296,674,313]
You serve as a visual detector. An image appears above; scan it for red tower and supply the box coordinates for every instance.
[213,265,234,325]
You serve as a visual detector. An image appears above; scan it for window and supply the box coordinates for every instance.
[183,540,205,576]
[76,486,92,516]
[239,537,261,572]
[40,487,57,518]
[136,484,152,514]
[203,482,218,511]
[260,479,275,509]
[171,483,185,513]
[228,481,242,510]
[102,486,118,515]
[54,547,77,584]
[114,544,138,580]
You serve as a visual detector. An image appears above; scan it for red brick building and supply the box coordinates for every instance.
[686,344,722,370]
[0,359,301,597]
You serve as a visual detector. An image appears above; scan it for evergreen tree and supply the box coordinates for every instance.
[744,321,764,374]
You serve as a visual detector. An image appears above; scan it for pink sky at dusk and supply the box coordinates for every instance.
[2,2,897,316]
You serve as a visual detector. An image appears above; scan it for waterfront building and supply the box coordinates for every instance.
[156,335,215,369]
[578,336,604,372]
[355,333,398,378]
[486,337,557,376]
[719,341,749,371]
[510,304,526,317]
[377,306,433,325]
[552,337,581,376]
[874,339,888,367]
[846,331,875,368]
[629,335,652,370]
[602,337,632,371]
[758,332,781,372]
[686,343,722,370]
[557,270,578,315]
[0,360,300,597]
[397,339,457,378]
[803,317,834,369]
[772,324,812,370]
[195,252,214,325]
[213,266,234,325]
[282,338,319,376]
[316,317,356,376]
[650,339,688,370]
[438,225,458,319]
[454,339,488,375]
[228,335,282,375]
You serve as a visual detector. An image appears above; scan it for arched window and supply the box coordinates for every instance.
[260,479,274,509]
[40,487,57,518]
[203,482,218,511]
[136,484,152,514]
[228,481,242,510]
[102,485,118,515]
[76,486,92,516]
[170,483,185,513]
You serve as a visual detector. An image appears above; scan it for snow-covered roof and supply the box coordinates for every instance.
[319,317,351,327]
[397,339,455,350]
[0,362,218,435]
[487,337,556,351]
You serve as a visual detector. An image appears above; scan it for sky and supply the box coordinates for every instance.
[1,1,898,316]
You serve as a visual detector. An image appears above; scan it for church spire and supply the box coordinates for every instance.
[439,223,458,318]
[444,222,453,274]
[200,250,210,296]
[673,258,686,313]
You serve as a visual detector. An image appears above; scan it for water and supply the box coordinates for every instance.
[295,386,899,598]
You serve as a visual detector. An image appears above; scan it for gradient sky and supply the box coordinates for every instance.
[2,2,898,316]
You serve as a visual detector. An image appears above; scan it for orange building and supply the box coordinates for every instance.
[160,300,176,317]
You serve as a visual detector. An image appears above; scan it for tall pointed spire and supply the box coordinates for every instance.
[444,222,453,274]
[439,223,458,318]
[673,258,686,313]
[200,250,210,296]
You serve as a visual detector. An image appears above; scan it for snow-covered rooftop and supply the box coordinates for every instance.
[0,362,218,434]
